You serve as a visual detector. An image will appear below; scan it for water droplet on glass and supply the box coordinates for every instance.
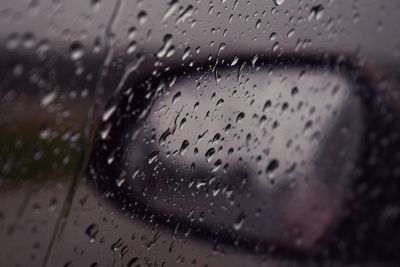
[266,159,279,176]
[263,100,272,112]
[256,19,262,29]
[172,91,181,104]
[157,34,173,58]
[272,42,280,52]
[127,257,139,267]
[179,140,190,155]
[176,5,194,23]
[126,41,137,54]
[102,105,117,121]
[116,174,126,187]
[70,41,84,61]
[148,150,160,164]
[182,47,190,60]
[309,5,324,21]
[90,0,101,12]
[128,27,136,41]
[291,86,299,96]
[205,148,216,162]
[85,223,99,243]
[40,91,57,107]
[111,238,124,252]
[272,0,285,6]
[162,0,179,22]
[212,159,222,172]
[236,112,245,123]
[287,28,295,38]
[138,11,148,24]
[230,56,239,66]
[233,212,246,231]
[269,32,277,41]
[159,128,171,145]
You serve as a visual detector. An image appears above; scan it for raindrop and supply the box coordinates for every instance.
[157,34,173,58]
[230,56,239,66]
[266,159,279,176]
[116,176,125,187]
[179,118,187,129]
[217,42,226,56]
[102,104,117,121]
[138,11,148,24]
[233,212,246,231]
[70,41,84,61]
[291,86,299,96]
[309,5,324,21]
[127,257,139,267]
[212,133,221,143]
[159,128,171,145]
[269,32,277,41]
[287,28,295,38]
[126,41,137,54]
[162,0,179,22]
[90,0,101,12]
[263,100,271,112]
[205,148,216,162]
[128,27,136,41]
[212,159,222,172]
[182,47,190,60]
[176,5,194,23]
[41,91,57,107]
[107,154,115,164]
[172,91,181,104]
[85,223,99,243]
[179,140,190,155]
[272,0,285,6]
[236,112,245,123]
[224,124,231,134]
[111,238,123,252]
[273,42,279,52]
[148,150,160,164]
[256,19,262,29]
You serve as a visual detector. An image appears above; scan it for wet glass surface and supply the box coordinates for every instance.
[1,0,400,266]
